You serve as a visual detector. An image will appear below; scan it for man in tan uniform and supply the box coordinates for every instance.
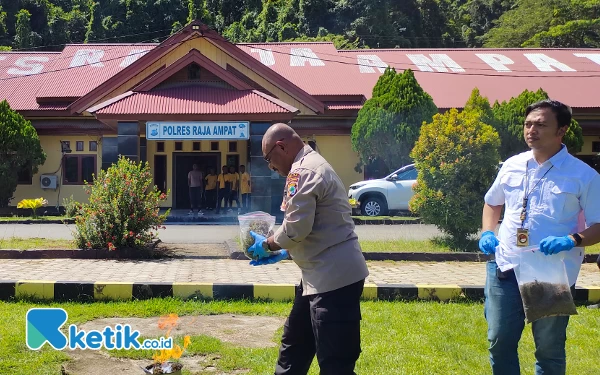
[247,123,369,375]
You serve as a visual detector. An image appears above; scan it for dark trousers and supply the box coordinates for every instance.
[216,188,229,212]
[275,279,364,375]
[242,193,251,211]
[205,189,216,209]
[229,189,240,208]
[189,187,202,211]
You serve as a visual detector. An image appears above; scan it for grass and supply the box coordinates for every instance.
[352,215,419,221]
[5,236,600,254]
[0,237,77,250]
[0,215,69,222]
[1,298,599,375]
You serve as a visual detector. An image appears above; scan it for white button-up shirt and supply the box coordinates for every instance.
[485,145,600,285]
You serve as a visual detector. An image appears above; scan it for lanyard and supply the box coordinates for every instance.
[520,161,553,228]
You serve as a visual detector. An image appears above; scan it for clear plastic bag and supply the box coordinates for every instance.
[514,248,578,323]
[238,211,276,260]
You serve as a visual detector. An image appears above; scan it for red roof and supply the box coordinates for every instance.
[35,44,157,100]
[93,86,298,115]
[2,37,600,114]
[240,44,600,108]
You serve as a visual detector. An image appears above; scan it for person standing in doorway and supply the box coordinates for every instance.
[216,165,230,214]
[228,165,241,213]
[479,99,600,375]
[247,123,369,375]
[240,165,251,213]
[204,167,217,210]
[187,164,204,216]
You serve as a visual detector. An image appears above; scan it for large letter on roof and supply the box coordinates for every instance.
[475,53,514,72]
[290,48,325,67]
[406,54,465,73]
[573,53,600,66]
[70,49,105,68]
[524,53,575,72]
[250,48,275,66]
[357,54,388,73]
[7,56,50,76]
[120,49,149,68]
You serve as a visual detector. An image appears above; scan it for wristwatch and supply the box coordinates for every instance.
[571,233,583,247]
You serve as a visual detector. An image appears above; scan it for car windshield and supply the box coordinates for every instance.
[386,165,414,179]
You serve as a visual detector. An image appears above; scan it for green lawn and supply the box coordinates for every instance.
[0,237,76,250]
[1,299,599,375]
[4,236,600,254]
[0,215,69,222]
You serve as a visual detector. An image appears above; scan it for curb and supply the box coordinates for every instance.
[2,248,599,264]
[1,280,598,303]
[0,219,75,224]
[352,218,422,225]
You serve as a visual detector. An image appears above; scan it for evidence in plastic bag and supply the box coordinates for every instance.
[238,211,276,260]
[514,248,578,323]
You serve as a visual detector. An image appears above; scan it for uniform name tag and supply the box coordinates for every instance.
[516,228,529,247]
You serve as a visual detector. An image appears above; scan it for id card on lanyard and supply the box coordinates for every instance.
[517,161,553,246]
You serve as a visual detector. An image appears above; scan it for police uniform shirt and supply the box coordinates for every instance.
[485,145,600,285]
[273,145,370,295]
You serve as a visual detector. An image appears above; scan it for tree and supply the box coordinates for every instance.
[483,0,569,47]
[84,0,105,42]
[351,68,438,172]
[410,108,501,247]
[187,0,212,26]
[0,6,8,45]
[48,6,68,47]
[0,100,46,208]
[523,19,600,47]
[14,9,33,49]
[66,8,88,43]
[492,88,584,160]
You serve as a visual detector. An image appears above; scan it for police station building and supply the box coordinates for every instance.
[2,21,600,216]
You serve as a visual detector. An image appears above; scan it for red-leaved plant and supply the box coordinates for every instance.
[74,156,170,252]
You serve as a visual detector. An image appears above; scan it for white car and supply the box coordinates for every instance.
[348,164,417,216]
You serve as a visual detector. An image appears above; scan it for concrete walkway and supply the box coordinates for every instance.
[1,258,598,287]
[0,223,445,243]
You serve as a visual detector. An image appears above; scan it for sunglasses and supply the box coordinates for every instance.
[263,139,284,163]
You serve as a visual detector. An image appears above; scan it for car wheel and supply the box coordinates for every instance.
[361,197,387,217]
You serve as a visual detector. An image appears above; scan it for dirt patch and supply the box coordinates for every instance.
[78,314,285,348]
[62,350,250,375]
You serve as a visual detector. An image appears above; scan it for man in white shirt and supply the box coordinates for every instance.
[480,99,600,375]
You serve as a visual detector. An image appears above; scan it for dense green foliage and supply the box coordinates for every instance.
[351,68,438,171]
[0,0,598,50]
[0,100,46,208]
[492,88,584,160]
[410,92,501,245]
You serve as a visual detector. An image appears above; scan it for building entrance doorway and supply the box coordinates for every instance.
[173,153,220,209]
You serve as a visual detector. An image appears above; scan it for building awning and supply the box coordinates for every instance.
[89,86,299,121]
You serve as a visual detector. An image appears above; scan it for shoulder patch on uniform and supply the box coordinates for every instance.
[287,181,298,197]
[286,172,300,197]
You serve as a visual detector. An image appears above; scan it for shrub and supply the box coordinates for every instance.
[16,197,47,218]
[63,196,82,218]
[74,156,169,252]
[409,108,500,248]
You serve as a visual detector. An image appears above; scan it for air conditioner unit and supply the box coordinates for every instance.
[40,175,58,189]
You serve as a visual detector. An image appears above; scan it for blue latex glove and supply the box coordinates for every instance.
[250,250,289,266]
[247,231,270,259]
[479,230,499,255]
[539,235,575,255]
